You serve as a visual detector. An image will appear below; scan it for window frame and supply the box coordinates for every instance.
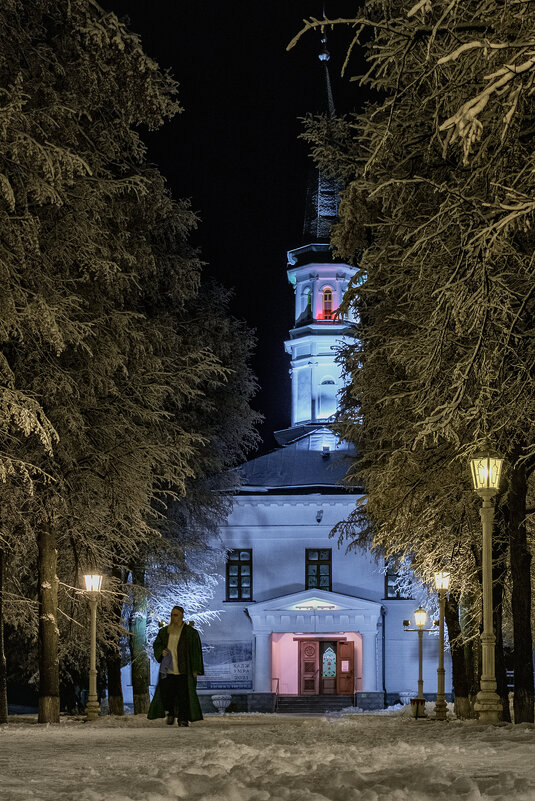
[384,567,411,600]
[225,548,253,602]
[322,287,333,317]
[305,547,332,592]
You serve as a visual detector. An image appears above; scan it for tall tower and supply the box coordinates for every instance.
[278,33,356,449]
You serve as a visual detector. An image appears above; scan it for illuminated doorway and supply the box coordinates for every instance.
[298,639,354,695]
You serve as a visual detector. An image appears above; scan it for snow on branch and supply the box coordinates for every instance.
[407,0,432,18]
[439,52,535,163]
[437,40,512,65]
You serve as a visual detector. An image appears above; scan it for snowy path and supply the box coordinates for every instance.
[2,711,535,800]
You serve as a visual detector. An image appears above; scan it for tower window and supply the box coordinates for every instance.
[226,549,253,601]
[322,288,333,318]
[305,548,332,591]
[319,376,337,419]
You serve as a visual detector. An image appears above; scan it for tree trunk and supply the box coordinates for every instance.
[107,651,124,716]
[492,544,511,723]
[0,547,8,724]
[129,565,149,714]
[460,594,479,717]
[445,592,470,719]
[505,460,534,723]
[37,520,60,723]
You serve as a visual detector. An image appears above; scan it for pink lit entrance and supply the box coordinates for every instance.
[271,632,362,696]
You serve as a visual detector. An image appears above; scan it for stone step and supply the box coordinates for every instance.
[278,695,352,702]
[277,695,354,713]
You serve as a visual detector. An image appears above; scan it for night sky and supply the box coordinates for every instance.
[100,1,362,453]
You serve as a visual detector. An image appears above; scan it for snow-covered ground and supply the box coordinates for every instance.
[2,705,535,801]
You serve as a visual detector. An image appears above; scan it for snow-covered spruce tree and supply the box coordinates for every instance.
[293,1,535,721]
[0,0,241,722]
[126,281,261,714]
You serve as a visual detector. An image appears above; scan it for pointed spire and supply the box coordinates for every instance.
[302,24,340,245]
[319,31,335,118]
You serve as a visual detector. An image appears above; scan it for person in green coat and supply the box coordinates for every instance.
[147,605,204,726]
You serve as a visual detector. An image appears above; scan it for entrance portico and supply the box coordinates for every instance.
[247,589,383,704]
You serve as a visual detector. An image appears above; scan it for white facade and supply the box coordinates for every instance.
[190,491,451,707]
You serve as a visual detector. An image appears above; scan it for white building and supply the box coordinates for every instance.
[192,228,452,711]
[123,39,452,714]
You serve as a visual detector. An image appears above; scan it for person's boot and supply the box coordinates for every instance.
[166,714,175,725]
[178,720,189,727]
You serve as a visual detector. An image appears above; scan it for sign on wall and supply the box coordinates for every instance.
[198,641,253,690]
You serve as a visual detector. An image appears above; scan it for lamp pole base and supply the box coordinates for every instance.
[433,697,448,720]
[85,698,100,721]
[474,690,502,724]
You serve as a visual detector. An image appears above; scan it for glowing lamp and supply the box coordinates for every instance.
[84,574,103,593]
[470,448,503,496]
[414,607,428,628]
[434,571,451,592]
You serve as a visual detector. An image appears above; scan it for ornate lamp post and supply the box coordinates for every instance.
[433,571,450,720]
[404,607,432,718]
[83,574,103,721]
[470,447,504,724]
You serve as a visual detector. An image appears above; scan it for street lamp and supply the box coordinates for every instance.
[433,571,450,720]
[470,446,504,724]
[404,607,432,718]
[83,573,103,721]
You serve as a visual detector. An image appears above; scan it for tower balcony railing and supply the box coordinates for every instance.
[315,309,347,323]
[294,308,353,328]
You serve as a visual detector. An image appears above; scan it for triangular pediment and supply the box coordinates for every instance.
[248,588,382,615]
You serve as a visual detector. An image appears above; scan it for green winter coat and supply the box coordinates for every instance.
[147,623,205,722]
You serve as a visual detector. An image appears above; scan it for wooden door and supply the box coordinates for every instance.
[320,643,337,695]
[299,640,319,695]
[336,641,354,695]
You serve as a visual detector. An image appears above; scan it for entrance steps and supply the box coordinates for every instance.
[276,695,354,714]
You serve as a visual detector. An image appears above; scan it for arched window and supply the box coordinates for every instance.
[318,376,337,418]
[322,287,333,318]
[302,288,312,316]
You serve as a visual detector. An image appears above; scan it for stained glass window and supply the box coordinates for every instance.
[322,646,336,677]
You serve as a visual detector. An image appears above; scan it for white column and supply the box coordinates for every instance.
[311,273,319,318]
[361,630,378,692]
[254,632,272,693]
[335,276,342,314]
[289,366,297,427]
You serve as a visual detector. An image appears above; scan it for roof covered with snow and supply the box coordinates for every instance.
[236,445,359,494]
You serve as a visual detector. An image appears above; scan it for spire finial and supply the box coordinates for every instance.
[319,4,330,62]
[301,2,339,243]
[319,32,330,63]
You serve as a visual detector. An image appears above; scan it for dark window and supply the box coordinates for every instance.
[226,549,252,601]
[305,548,332,591]
[384,567,411,599]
